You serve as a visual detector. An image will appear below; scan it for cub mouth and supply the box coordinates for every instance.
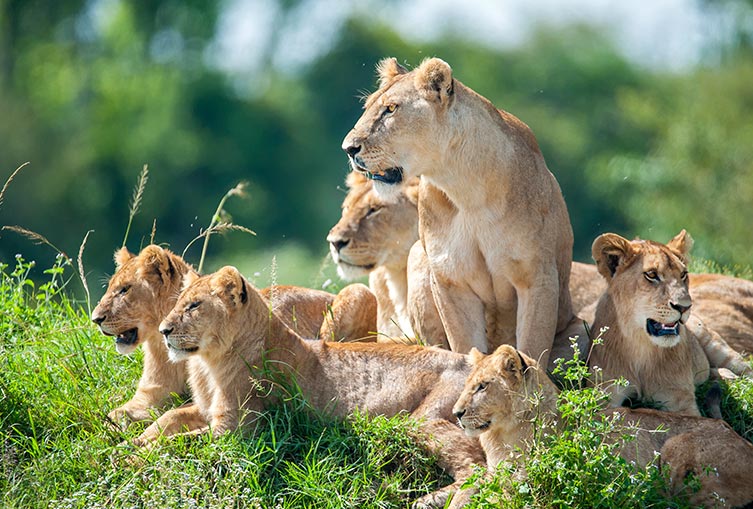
[477,421,491,431]
[115,328,139,346]
[369,167,404,185]
[646,319,680,337]
[166,341,199,354]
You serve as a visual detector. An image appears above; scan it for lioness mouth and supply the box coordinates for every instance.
[115,328,139,346]
[646,319,680,337]
[340,260,376,271]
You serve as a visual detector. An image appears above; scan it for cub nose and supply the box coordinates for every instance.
[160,326,174,336]
[453,409,466,420]
[343,144,361,158]
[91,313,106,325]
[670,301,691,314]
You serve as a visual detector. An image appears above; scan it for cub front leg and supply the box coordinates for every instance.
[133,402,207,446]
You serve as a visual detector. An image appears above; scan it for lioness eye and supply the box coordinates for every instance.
[187,301,201,311]
[387,104,397,113]
[643,271,660,283]
[475,382,488,394]
[681,271,688,281]
[118,285,131,295]
[365,206,380,218]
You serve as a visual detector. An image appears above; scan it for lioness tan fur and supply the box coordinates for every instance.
[141,266,485,508]
[341,57,585,368]
[451,345,753,508]
[327,171,422,341]
[588,231,751,416]
[92,245,376,426]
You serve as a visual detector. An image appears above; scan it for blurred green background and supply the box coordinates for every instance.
[1,0,752,300]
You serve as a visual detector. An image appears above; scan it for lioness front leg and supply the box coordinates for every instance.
[515,279,559,371]
[431,274,487,353]
[133,403,207,446]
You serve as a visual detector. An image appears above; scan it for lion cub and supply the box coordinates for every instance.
[142,266,484,508]
[452,345,753,508]
[92,245,376,427]
[588,231,751,415]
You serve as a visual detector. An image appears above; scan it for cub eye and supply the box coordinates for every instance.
[365,206,380,218]
[187,301,201,311]
[643,270,660,283]
[474,382,488,394]
[118,285,131,295]
[680,271,689,281]
[387,103,397,113]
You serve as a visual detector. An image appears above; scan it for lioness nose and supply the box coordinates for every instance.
[453,409,466,420]
[91,313,105,325]
[343,144,361,158]
[330,238,349,253]
[670,301,691,314]
[160,326,174,336]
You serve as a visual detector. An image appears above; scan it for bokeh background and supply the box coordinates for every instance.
[1,0,752,300]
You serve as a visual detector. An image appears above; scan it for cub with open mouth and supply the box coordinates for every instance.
[588,230,751,416]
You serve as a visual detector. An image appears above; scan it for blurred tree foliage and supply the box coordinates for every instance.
[0,1,752,299]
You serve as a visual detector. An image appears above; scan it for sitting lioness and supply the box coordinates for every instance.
[91,245,377,426]
[141,266,485,508]
[588,231,752,415]
[341,57,584,368]
[452,345,753,508]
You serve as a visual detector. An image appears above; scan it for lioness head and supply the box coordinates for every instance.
[592,230,693,348]
[342,57,455,198]
[159,266,256,363]
[91,245,191,355]
[453,345,539,438]
[327,171,419,279]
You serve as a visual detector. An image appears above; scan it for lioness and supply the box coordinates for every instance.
[588,231,751,415]
[92,245,376,426]
[143,266,484,508]
[342,57,583,369]
[452,345,753,508]
[327,171,422,341]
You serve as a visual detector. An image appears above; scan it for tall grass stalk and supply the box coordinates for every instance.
[77,230,94,315]
[121,164,149,249]
[0,161,30,210]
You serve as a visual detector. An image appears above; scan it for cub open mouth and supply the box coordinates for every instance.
[115,328,139,346]
[369,167,404,185]
[646,319,680,337]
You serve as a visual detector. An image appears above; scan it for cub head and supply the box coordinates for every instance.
[453,345,540,437]
[327,171,419,279]
[159,266,255,363]
[91,245,190,355]
[342,57,455,199]
[592,230,693,348]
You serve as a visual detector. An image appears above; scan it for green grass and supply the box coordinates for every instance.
[2,255,753,508]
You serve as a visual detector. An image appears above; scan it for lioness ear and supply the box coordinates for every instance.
[404,177,420,205]
[667,229,693,263]
[592,233,636,280]
[468,347,485,365]
[215,266,249,306]
[414,58,454,104]
[114,247,134,269]
[376,57,408,88]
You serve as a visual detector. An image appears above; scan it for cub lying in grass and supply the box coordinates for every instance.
[140,265,484,508]
[588,231,751,415]
[91,245,376,427]
[452,345,753,508]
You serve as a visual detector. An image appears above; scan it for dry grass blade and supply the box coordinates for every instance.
[150,218,157,244]
[78,229,94,314]
[2,225,72,264]
[122,164,149,248]
[182,222,256,262]
[0,162,31,210]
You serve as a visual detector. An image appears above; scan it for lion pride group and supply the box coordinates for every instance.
[92,58,753,507]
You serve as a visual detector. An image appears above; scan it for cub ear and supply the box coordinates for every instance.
[414,58,454,104]
[667,229,693,263]
[376,57,408,88]
[182,270,199,292]
[114,247,135,269]
[518,350,536,374]
[592,233,636,280]
[139,245,177,285]
[404,177,420,205]
[214,266,249,306]
[468,347,486,365]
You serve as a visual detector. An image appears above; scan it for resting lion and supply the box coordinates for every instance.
[91,245,376,426]
[451,345,753,508]
[588,231,752,415]
[341,57,585,369]
[141,266,485,508]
